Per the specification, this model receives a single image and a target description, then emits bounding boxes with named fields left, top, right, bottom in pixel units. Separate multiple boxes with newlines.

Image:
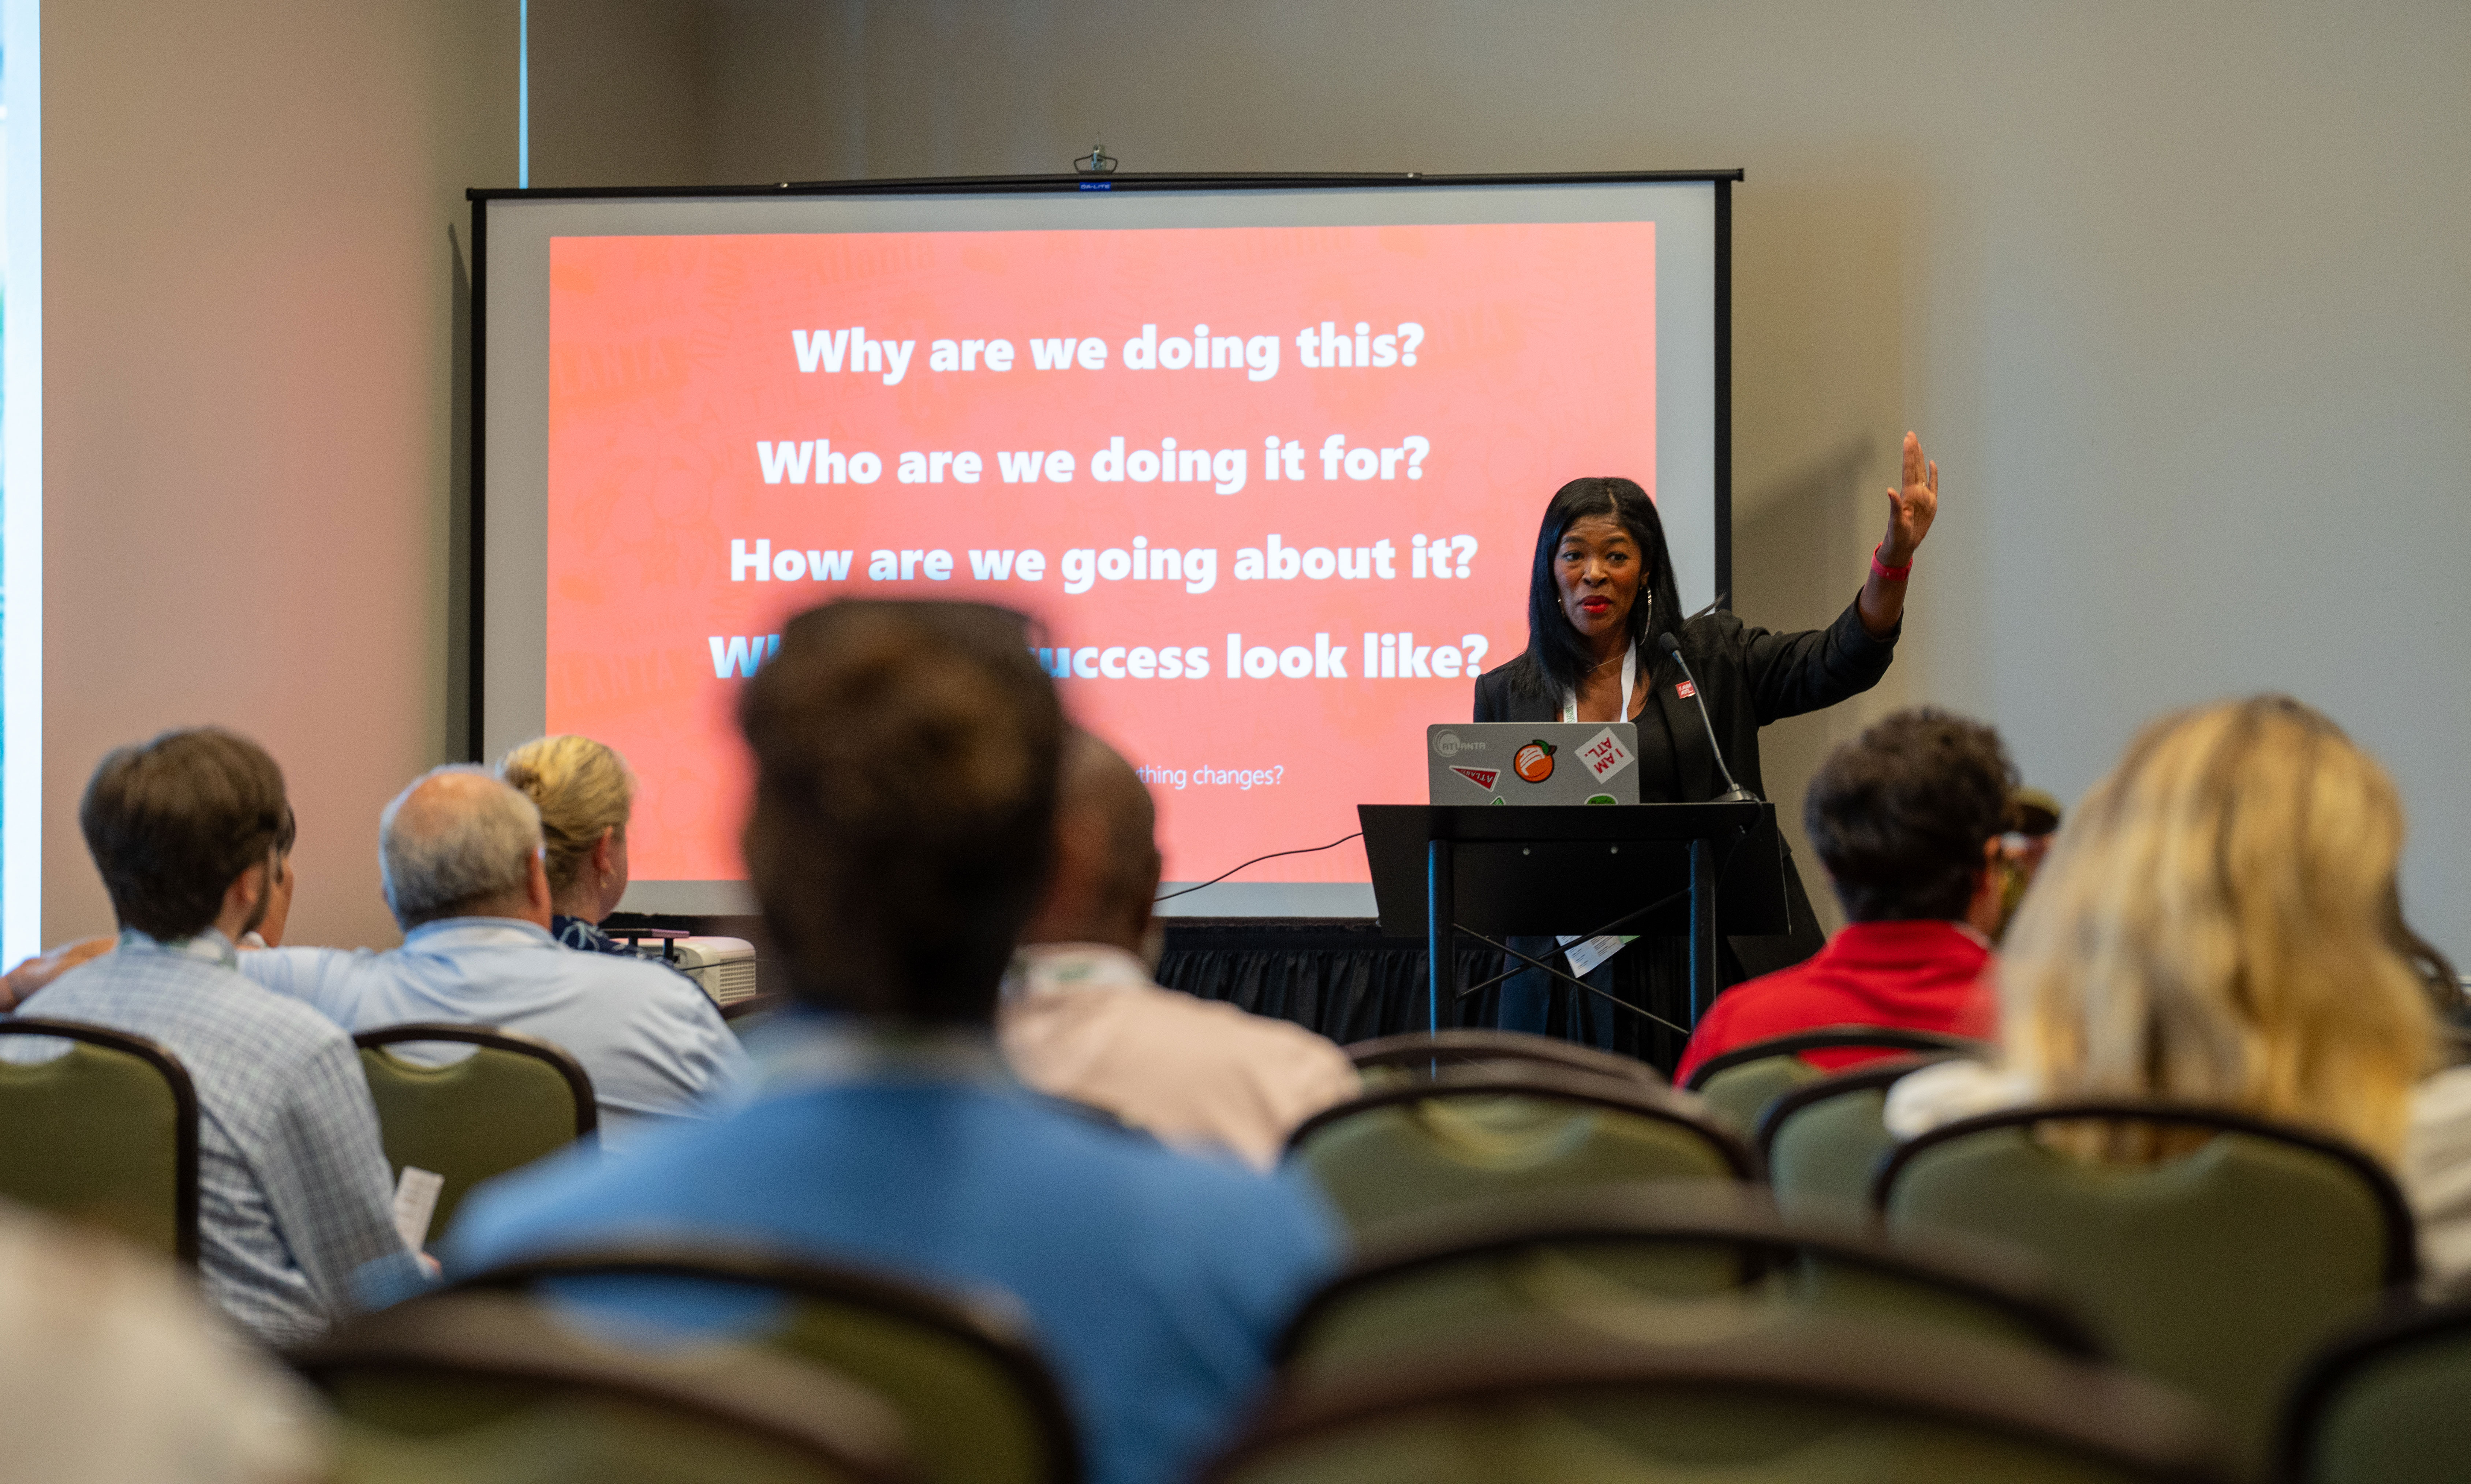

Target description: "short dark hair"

left=737, top=601, right=1061, bottom=1022
left=81, top=728, right=289, bottom=940
left=1805, top=708, right=2016, bottom=922
left=1515, top=476, right=1685, bottom=703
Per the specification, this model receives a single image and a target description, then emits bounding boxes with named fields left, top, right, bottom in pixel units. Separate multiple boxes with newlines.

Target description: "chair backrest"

left=294, top=1290, right=910, bottom=1484
left=451, top=1246, right=1078, bottom=1484
left=1276, top=1182, right=2099, bottom=1373
left=355, top=1024, right=597, bottom=1240
left=1757, top=1058, right=1955, bottom=1221
left=1285, top=1064, right=1751, bottom=1235
left=2276, top=1298, right=2471, bottom=1484
left=1686, top=1027, right=1986, bottom=1135
left=1346, top=1031, right=1663, bottom=1087
left=1208, top=1314, right=2235, bottom=1484
left=0, top=1018, right=199, bottom=1262
left=1874, top=1103, right=2416, bottom=1473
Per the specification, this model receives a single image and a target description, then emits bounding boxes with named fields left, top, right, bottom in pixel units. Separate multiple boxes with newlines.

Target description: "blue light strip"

left=517, top=0, right=529, bottom=189
left=4, top=0, right=41, bottom=962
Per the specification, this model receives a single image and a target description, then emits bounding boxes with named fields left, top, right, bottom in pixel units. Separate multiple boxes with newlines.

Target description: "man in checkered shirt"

left=13, top=729, right=422, bottom=1345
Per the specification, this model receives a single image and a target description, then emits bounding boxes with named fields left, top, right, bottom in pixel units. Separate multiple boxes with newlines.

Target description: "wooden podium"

left=1358, top=802, right=1791, bottom=1037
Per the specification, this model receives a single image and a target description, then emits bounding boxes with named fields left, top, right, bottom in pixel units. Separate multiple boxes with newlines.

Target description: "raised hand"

left=1881, top=431, right=1939, bottom=566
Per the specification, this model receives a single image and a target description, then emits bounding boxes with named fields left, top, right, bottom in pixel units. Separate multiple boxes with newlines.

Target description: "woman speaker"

left=1470, top=432, right=1942, bottom=1066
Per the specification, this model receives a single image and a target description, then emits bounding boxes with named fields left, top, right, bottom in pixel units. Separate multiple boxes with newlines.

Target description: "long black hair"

left=1514, top=476, right=1685, bottom=702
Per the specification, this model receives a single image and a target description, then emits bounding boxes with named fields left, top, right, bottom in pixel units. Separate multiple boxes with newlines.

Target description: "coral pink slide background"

left=544, top=220, right=1655, bottom=885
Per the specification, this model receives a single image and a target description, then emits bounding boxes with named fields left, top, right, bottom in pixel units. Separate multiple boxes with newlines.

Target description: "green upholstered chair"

left=0, top=1018, right=199, bottom=1262
left=355, top=1024, right=596, bottom=1242
left=1685, top=1027, right=1986, bottom=1137
left=1757, top=1058, right=1955, bottom=1222
left=1206, top=1313, right=2235, bottom=1484
left=452, top=1246, right=1078, bottom=1484
left=293, top=1290, right=909, bottom=1484
left=1346, top=1031, right=1663, bottom=1090
left=1276, top=1181, right=2097, bottom=1377
left=1285, top=1064, right=1751, bottom=1236
left=1873, top=1103, right=2416, bottom=1474
left=2276, top=1298, right=2471, bottom=1484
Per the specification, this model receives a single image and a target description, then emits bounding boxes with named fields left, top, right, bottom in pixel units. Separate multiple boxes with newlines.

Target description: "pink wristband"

left=1871, top=544, right=1912, bottom=582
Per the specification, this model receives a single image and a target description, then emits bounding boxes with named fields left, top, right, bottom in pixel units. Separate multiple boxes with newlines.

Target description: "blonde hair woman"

left=498, top=735, right=641, bottom=956
left=1886, top=696, right=2471, bottom=1276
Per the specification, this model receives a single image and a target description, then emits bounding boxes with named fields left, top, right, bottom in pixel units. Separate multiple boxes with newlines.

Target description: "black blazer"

left=1472, top=596, right=1896, bottom=978
left=1471, top=595, right=1898, bottom=804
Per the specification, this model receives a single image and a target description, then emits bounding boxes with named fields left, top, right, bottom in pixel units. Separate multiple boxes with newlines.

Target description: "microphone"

left=1657, top=633, right=1758, bottom=804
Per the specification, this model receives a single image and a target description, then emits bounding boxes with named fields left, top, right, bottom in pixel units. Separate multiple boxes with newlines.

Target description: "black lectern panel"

left=1359, top=803, right=1786, bottom=938
left=1358, top=802, right=1788, bottom=1038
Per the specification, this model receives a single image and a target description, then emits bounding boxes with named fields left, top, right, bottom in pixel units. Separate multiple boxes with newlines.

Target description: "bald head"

left=1019, top=732, right=1163, bottom=953
left=379, top=765, right=551, bottom=930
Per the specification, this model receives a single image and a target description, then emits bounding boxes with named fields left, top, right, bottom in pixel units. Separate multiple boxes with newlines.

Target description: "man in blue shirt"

left=447, top=601, right=1341, bottom=1484
left=15, top=729, right=422, bottom=1344
left=239, top=766, right=749, bottom=1154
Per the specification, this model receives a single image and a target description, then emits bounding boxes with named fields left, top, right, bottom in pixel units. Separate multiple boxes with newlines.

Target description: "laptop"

left=1427, top=722, right=1641, bottom=805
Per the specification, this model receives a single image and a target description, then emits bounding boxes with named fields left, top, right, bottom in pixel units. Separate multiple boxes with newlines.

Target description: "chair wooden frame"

left=1273, top=1184, right=2104, bottom=1363
left=289, top=1289, right=911, bottom=1484
left=448, top=1244, right=1081, bottom=1484
left=2273, top=1296, right=2471, bottom=1483
left=354, top=1022, right=599, bottom=1139
left=1206, top=1321, right=2235, bottom=1484
left=1345, top=1031, right=1664, bottom=1086
left=0, top=1017, right=201, bottom=1264
left=1682, top=1026, right=1988, bottom=1093
left=1285, top=1062, right=1753, bottom=1178
left=1870, top=1101, right=2419, bottom=1289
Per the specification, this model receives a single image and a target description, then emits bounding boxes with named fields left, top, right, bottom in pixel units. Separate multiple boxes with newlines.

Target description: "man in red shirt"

left=1676, top=709, right=2016, bottom=1082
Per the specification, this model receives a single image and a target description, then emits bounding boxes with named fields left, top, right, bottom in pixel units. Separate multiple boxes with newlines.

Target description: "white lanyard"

left=1561, top=642, right=1637, bottom=724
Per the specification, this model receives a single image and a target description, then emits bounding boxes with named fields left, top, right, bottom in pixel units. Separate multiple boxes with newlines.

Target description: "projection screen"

left=473, top=172, right=1737, bottom=917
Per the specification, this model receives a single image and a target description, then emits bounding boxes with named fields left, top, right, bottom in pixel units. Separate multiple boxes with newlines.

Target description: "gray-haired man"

left=239, top=765, right=749, bottom=1154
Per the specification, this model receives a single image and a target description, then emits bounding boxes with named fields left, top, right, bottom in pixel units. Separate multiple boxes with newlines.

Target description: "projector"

left=662, top=937, right=759, bottom=1009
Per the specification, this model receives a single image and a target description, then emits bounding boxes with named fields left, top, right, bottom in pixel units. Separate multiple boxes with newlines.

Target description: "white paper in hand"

left=391, top=1165, right=446, bottom=1251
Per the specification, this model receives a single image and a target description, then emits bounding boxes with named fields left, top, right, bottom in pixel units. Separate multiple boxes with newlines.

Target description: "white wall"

left=44, top=1, right=517, bottom=949
left=529, top=0, right=2471, bottom=953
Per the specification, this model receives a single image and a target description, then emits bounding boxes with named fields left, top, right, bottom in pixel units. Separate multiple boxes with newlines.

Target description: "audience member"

left=1002, top=731, right=1360, bottom=1170
left=1675, top=708, right=2013, bottom=1081
left=238, top=766, right=749, bottom=1154
left=10, top=729, right=421, bottom=1344
left=446, top=601, right=1341, bottom=1484
left=5, top=804, right=292, bottom=1000
left=0, top=1202, right=326, bottom=1483
left=1990, top=786, right=2063, bottom=941
left=498, top=734, right=655, bottom=958
left=1883, top=696, right=2471, bottom=1278
left=239, top=803, right=297, bottom=948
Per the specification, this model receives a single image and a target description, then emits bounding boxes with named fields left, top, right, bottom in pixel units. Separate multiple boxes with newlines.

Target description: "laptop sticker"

left=1577, top=727, right=1636, bottom=784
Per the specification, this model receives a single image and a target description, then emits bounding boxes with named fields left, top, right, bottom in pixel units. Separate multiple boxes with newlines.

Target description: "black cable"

left=1453, top=885, right=1693, bottom=999
left=1447, top=815, right=1756, bottom=1024
left=1449, top=926, right=1696, bottom=1038
left=1154, top=832, right=1365, bottom=904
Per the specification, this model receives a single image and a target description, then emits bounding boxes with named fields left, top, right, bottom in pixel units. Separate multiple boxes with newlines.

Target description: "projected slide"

left=541, top=220, right=1658, bottom=892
